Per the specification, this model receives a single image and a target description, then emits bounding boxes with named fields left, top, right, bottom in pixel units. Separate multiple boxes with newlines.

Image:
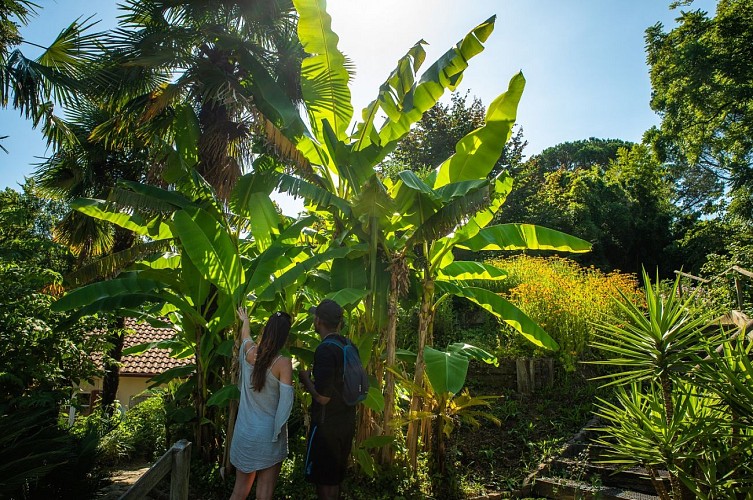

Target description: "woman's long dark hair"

left=252, top=311, right=292, bottom=392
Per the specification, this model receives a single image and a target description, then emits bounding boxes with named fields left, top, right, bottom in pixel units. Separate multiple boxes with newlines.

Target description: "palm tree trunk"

left=407, top=274, right=434, bottom=469
left=101, top=316, right=126, bottom=415
left=100, top=228, right=134, bottom=416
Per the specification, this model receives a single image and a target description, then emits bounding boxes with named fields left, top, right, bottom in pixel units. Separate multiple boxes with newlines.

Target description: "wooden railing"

left=119, top=439, right=191, bottom=500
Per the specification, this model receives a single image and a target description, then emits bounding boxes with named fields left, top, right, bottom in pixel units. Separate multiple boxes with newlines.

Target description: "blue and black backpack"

left=322, top=337, right=369, bottom=406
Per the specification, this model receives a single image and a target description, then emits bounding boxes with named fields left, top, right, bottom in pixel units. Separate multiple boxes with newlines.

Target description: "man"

left=298, top=299, right=356, bottom=500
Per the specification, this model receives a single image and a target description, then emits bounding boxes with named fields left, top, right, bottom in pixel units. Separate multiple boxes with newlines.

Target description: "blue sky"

left=0, top=0, right=717, bottom=192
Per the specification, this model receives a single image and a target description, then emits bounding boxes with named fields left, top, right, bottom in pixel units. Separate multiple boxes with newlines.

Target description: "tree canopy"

left=646, top=0, right=753, bottom=218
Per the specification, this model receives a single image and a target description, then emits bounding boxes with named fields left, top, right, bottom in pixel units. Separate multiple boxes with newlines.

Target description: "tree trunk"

left=380, top=258, right=402, bottom=464
left=101, top=316, right=126, bottom=415
left=407, top=275, right=434, bottom=469
left=100, top=228, right=134, bottom=416
left=659, top=373, right=683, bottom=500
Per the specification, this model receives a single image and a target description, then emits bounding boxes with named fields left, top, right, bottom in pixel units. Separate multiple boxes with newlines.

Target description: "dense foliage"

left=647, top=0, right=753, bottom=219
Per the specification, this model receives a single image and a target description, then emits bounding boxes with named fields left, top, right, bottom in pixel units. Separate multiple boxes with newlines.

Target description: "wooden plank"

left=119, top=446, right=172, bottom=500
left=673, top=270, right=709, bottom=283
left=731, top=265, right=753, bottom=279
left=170, top=439, right=191, bottom=500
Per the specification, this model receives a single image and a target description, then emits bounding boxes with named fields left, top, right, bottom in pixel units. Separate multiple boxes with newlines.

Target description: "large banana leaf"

left=257, top=244, right=364, bottom=301
left=427, top=173, right=514, bottom=269
left=404, top=182, right=490, bottom=248
left=331, top=256, right=369, bottom=291
left=377, top=16, right=496, bottom=146
left=353, top=41, right=426, bottom=152
left=457, top=224, right=592, bottom=253
left=424, top=346, right=470, bottom=395
left=326, top=288, right=370, bottom=308
left=172, top=207, right=244, bottom=297
left=433, top=72, right=526, bottom=188
left=274, top=171, right=352, bottom=217
left=243, top=216, right=318, bottom=294
left=438, top=261, right=507, bottom=281
left=72, top=198, right=172, bottom=240
left=230, top=173, right=280, bottom=252
left=435, top=281, right=559, bottom=350
left=52, top=274, right=164, bottom=312
left=295, top=0, right=353, bottom=143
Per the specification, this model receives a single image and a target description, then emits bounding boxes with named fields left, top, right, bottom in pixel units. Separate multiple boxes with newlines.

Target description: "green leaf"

left=362, top=384, right=385, bottom=413
left=72, top=198, right=172, bottom=240
left=148, top=364, right=196, bottom=386
left=230, top=173, right=280, bottom=251
left=52, top=274, right=164, bottom=312
left=294, top=0, right=353, bottom=143
left=436, top=282, right=559, bottom=350
left=353, top=41, right=426, bottom=152
left=447, top=343, right=498, bottom=367
left=257, top=244, right=364, bottom=301
left=438, top=261, right=507, bottom=281
left=207, top=384, right=241, bottom=408
left=359, top=435, right=395, bottom=449
left=331, top=256, right=368, bottom=290
left=434, top=72, right=525, bottom=188
left=377, top=16, right=497, bottom=146
left=326, top=288, right=369, bottom=308
left=458, top=224, right=592, bottom=253
left=424, top=346, right=469, bottom=395
left=173, top=206, right=244, bottom=296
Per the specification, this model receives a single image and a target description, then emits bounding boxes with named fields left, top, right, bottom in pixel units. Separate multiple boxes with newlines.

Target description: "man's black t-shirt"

left=311, top=333, right=357, bottom=427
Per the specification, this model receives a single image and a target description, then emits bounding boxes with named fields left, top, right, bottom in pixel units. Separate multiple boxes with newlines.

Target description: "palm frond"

left=65, top=239, right=174, bottom=287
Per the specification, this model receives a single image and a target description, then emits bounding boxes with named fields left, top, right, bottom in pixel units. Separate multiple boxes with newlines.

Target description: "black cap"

left=309, top=299, right=343, bottom=326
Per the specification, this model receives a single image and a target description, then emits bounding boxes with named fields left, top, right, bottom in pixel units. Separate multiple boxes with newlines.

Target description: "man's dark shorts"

left=304, top=421, right=356, bottom=485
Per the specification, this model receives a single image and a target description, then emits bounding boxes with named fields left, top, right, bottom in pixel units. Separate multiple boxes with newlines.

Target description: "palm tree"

left=91, top=0, right=304, bottom=198
left=34, top=97, right=156, bottom=413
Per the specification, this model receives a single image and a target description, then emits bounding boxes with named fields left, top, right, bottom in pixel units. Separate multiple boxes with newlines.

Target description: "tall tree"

left=646, top=0, right=753, bottom=219
left=97, top=0, right=304, bottom=198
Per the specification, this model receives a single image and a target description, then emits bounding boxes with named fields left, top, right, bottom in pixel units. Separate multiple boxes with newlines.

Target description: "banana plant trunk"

left=222, top=328, right=243, bottom=474
left=380, top=267, right=401, bottom=464
left=407, top=272, right=435, bottom=470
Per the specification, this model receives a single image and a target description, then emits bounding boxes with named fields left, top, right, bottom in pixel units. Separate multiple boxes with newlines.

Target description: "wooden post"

left=516, top=358, right=531, bottom=395
left=735, top=277, right=744, bottom=310
left=119, top=440, right=192, bottom=500
left=170, top=439, right=191, bottom=500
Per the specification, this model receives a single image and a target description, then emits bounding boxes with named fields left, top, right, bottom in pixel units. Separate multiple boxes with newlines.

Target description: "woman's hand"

left=237, top=306, right=249, bottom=323
left=237, top=306, right=250, bottom=340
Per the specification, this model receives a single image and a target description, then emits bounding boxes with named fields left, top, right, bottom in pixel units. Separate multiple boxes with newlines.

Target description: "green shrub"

left=486, top=256, right=642, bottom=370
left=1, top=401, right=101, bottom=499
left=72, top=391, right=167, bottom=466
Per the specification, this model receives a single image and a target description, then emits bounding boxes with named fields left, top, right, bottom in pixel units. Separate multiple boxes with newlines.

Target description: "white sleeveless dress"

left=229, top=339, right=294, bottom=472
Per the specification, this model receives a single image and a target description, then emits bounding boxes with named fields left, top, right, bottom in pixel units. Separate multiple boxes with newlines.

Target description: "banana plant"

left=389, top=343, right=501, bottom=483
left=51, top=106, right=365, bottom=461
left=241, top=0, right=594, bottom=468
left=237, top=0, right=505, bottom=458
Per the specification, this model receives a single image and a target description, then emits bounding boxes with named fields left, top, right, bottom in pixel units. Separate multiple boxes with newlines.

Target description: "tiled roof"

left=118, top=318, right=192, bottom=376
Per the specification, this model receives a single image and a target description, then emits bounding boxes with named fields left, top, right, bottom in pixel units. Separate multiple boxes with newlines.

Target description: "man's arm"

left=299, top=369, right=331, bottom=405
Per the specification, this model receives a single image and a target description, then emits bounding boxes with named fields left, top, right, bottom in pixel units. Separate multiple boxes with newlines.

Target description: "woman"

left=230, top=308, right=294, bottom=500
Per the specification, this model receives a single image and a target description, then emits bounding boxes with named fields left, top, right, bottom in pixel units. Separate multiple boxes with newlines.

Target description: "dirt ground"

left=94, top=461, right=152, bottom=499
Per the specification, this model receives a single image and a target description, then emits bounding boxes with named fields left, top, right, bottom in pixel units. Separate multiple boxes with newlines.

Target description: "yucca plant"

left=590, top=269, right=735, bottom=499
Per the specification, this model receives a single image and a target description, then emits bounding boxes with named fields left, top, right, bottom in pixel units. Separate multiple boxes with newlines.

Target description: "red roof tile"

left=94, top=318, right=192, bottom=377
